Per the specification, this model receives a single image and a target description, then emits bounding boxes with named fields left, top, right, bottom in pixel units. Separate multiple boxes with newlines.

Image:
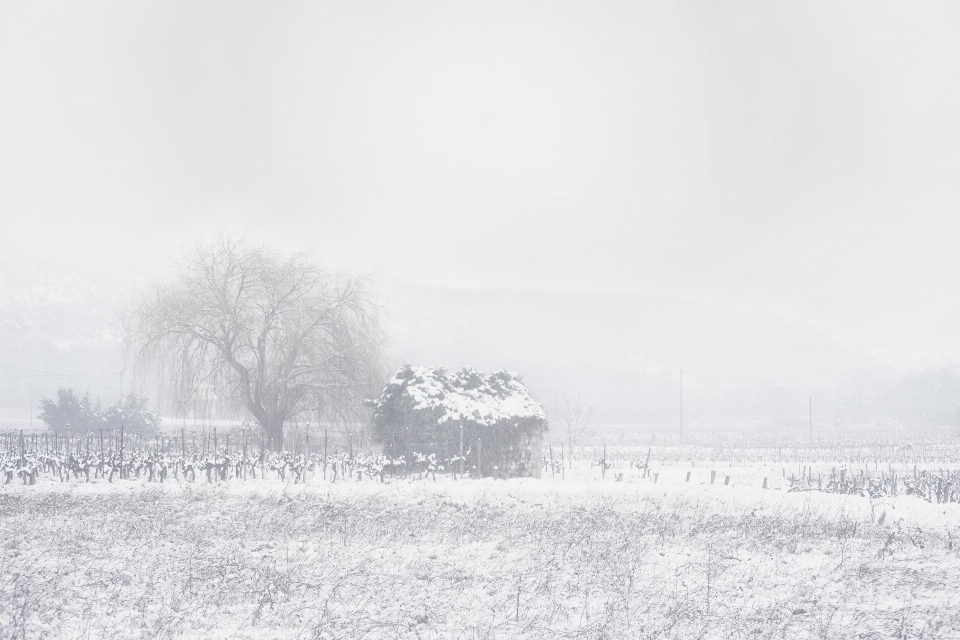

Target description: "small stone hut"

left=370, top=365, right=546, bottom=478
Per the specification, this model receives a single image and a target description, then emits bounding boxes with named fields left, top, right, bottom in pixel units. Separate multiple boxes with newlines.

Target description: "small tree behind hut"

left=126, top=237, right=384, bottom=447
left=370, top=365, right=547, bottom=478
left=550, top=391, right=598, bottom=467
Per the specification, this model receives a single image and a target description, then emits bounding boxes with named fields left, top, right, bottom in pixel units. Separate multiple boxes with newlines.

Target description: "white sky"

left=2, top=0, right=960, bottom=354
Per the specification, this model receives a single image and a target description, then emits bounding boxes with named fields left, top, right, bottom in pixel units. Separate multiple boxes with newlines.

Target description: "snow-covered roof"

left=375, top=365, right=546, bottom=428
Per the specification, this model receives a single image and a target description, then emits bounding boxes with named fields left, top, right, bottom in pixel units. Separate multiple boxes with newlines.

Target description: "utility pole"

left=119, top=424, right=124, bottom=479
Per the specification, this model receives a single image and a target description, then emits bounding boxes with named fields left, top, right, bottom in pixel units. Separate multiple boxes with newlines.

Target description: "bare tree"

left=550, top=391, right=597, bottom=467
left=125, top=237, right=384, bottom=447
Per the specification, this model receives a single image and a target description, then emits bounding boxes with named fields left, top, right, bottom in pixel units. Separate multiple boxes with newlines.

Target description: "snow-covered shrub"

left=38, top=387, right=159, bottom=434
left=37, top=388, right=101, bottom=432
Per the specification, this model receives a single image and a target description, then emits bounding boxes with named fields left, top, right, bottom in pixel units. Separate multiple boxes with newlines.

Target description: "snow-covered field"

left=2, top=472, right=959, bottom=640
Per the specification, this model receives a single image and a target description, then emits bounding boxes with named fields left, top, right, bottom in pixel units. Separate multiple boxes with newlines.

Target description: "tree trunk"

left=261, top=417, right=284, bottom=451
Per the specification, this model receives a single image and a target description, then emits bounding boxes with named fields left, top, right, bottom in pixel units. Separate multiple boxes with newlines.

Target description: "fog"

left=2, top=1, right=960, bottom=430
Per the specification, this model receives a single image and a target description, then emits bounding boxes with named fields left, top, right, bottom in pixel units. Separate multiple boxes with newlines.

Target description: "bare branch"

left=125, top=236, right=386, bottom=443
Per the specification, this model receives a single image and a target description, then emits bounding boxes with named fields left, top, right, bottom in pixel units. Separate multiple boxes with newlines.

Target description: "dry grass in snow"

left=1, top=478, right=959, bottom=639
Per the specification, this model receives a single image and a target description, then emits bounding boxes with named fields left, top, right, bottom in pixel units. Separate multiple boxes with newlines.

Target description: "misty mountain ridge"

left=2, top=272, right=957, bottom=426
left=382, top=282, right=912, bottom=424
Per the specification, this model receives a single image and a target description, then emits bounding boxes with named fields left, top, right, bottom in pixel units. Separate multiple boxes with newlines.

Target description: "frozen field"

left=2, top=472, right=959, bottom=640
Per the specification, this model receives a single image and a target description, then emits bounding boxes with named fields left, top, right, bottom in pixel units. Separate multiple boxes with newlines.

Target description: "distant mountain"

left=0, top=271, right=131, bottom=408
left=3, top=272, right=955, bottom=428
left=381, top=282, right=892, bottom=426
left=871, top=333, right=960, bottom=374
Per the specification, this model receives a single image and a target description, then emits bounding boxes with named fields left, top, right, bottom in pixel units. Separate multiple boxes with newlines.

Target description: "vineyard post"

left=602, top=444, right=607, bottom=480
left=19, top=429, right=25, bottom=466
left=324, top=429, right=328, bottom=480
left=99, top=430, right=104, bottom=477
left=561, top=443, right=565, bottom=480
left=213, top=427, right=218, bottom=478
left=226, top=434, right=230, bottom=456
left=45, top=433, right=48, bottom=455
left=459, top=425, right=464, bottom=480
left=644, top=448, right=652, bottom=478
left=477, top=437, right=482, bottom=479
left=550, top=444, right=554, bottom=478
left=243, top=428, right=248, bottom=480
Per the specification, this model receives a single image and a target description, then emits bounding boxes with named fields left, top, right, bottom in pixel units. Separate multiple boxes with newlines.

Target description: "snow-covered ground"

left=2, top=470, right=959, bottom=640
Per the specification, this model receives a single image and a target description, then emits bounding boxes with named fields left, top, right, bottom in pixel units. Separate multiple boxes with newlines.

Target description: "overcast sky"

left=2, top=0, right=960, bottom=356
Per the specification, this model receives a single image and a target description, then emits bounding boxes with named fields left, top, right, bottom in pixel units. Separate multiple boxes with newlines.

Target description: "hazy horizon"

left=3, top=0, right=960, bottom=428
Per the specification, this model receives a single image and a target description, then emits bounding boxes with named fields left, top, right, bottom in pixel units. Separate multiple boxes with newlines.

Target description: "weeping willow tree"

left=125, top=237, right=385, bottom=446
